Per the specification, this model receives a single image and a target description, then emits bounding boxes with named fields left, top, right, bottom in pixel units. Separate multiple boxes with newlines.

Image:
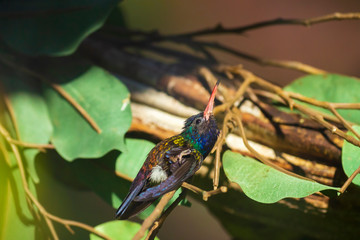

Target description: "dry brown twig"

left=287, top=92, right=360, bottom=140
left=8, top=138, right=54, bottom=152
left=251, top=89, right=355, bottom=125
left=339, top=165, right=360, bottom=194
left=145, top=190, right=187, bottom=240
left=195, top=41, right=327, bottom=75
left=115, top=12, right=360, bottom=42
left=133, top=190, right=176, bottom=240
left=212, top=112, right=232, bottom=190
left=174, top=12, right=360, bottom=37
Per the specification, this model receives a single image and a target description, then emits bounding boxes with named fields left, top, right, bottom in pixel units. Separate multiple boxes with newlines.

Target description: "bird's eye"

left=195, top=118, right=202, bottom=125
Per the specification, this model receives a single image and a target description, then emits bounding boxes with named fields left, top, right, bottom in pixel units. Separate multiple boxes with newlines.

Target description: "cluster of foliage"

left=1, top=1, right=360, bottom=240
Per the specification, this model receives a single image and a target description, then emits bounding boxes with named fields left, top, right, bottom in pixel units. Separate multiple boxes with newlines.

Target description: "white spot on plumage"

left=150, top=165, right=168, bottom=183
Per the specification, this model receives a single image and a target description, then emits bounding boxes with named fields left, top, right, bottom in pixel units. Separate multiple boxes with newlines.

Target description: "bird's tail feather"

left=115, top=184, right=154, bottom=220
left=115, top=184, right=141, bottom=219
left=117, top=200, right=154, bottom=220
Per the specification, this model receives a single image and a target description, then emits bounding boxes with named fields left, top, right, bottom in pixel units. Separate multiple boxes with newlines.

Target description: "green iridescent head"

left=181, top=112, right=219, bottom=156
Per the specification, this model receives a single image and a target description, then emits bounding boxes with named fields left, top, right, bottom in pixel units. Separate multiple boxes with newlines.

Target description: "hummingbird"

left=116, top=81, right=220, bottom=220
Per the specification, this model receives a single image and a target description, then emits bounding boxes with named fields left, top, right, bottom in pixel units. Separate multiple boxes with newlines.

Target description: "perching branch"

left=145, top=190, right=188, bottom=240
left=133, top=190, right=176, bottom=240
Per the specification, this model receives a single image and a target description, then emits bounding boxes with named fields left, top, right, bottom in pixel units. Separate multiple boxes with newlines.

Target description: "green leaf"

left=0, top=0, right=120, bottom=56
left=223, top=151, right=338, bottom=203
left=1, top=66, right=52, bottom=183
left=0, top=137, right=36, bottom=239
left=342, top=125, right=360, bottom=186
left=115, top=139, right=155, bottom=178
left=284, top=74, right=360, bottom=125
left=90, top=220, right=159, bottom=240
left=44, top=61, right=131, bottom=161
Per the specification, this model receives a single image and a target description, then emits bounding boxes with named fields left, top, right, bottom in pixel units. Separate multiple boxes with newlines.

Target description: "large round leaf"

left=0, top=0, right=120, bottom=56
left=284, top=74, right=360, bottom=125
left=90, top=220, right=159, bottom=240
left=342, top=125, right=360, bottom=186
left=45, top=62, right=131, bottom=161
left=223, top=151, right=338, bottom=203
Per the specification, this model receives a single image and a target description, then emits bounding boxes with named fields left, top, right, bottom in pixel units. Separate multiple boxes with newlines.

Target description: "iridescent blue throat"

left=181, top=125, right=219, bottom=157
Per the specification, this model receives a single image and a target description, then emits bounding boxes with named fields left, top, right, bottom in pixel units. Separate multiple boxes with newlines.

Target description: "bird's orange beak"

left=203, top=80, right=219, bottom=120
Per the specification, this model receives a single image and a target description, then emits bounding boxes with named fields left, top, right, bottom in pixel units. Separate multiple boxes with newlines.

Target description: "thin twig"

left=181, top=182, right=227, bottom=201
left=328, top=105, right=360, bottom=140
left=339, top=165, right=360, bottom=194
left=145, top=190, right=187, bottom=240
left=294, top=103, right=360, bottom=147
left=116, top=12, right=360, bottom=42
left=287, top=91, right=360, bottom=139
left=202, top=186, right=228, bottom=201
left=133, top=190, right=176, bottom=240
left=288, top=92, right=360, bottom=110
left=175, top=12, right=360, bottom=37
left=252, top=89, right=353, bottom=125
left=2, top=93, right=20, bottom=139
left=181, top=182, right=203, bottom=195
left=0, top=119, right=54, bottom=152
left=197, top=41, right=327, bottom=74
left=213, top=113, right=231, bottom=189
left=49, top=83, right=102, bottom=134
left=8, top=139, right=54, bottom=152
